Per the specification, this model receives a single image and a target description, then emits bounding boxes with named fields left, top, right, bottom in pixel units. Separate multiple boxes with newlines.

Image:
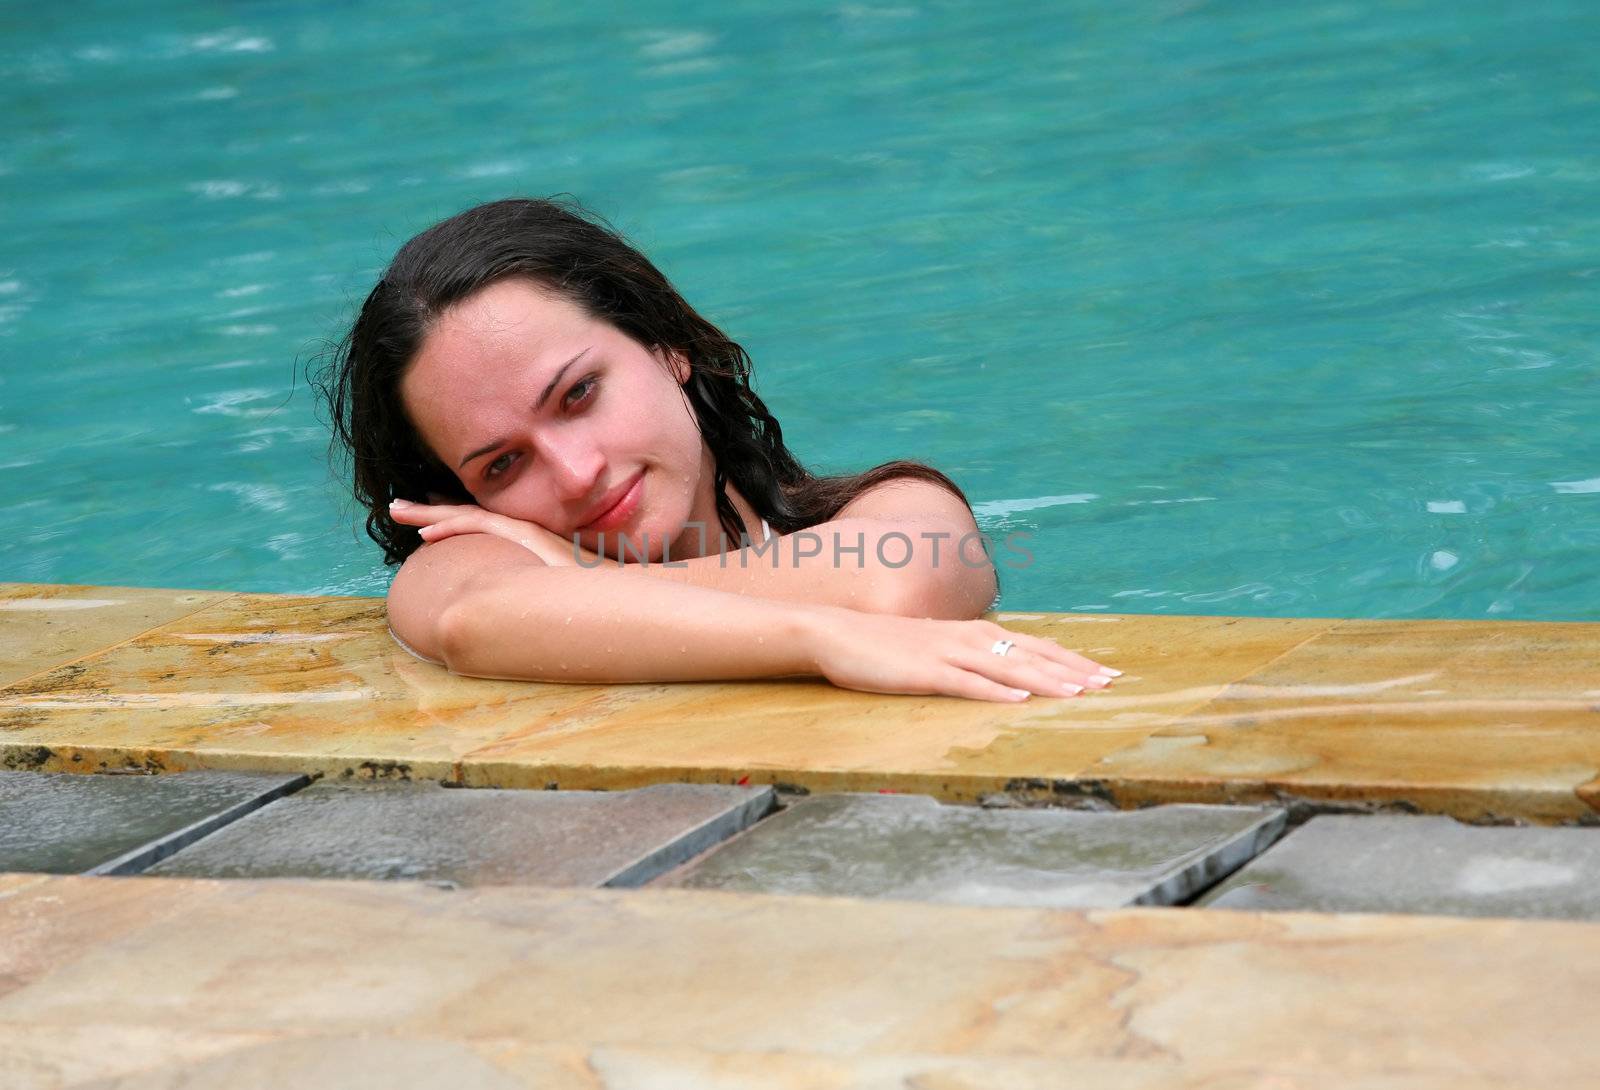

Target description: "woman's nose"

left=540, top=430, right=605, bottom=501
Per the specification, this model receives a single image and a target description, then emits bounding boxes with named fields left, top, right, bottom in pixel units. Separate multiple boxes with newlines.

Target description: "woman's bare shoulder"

left=834, top=476, right=977, bottom=530
left=387, top=534, right=545, bottom=662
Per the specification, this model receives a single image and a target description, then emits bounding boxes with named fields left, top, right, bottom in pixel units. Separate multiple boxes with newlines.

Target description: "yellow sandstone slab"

left=457, top=614, right=1336, bottom=797
left=0, top=583, right=231, bottom=688
left=0, top=593, right=1328, bottom=799
left=0, top=590, right=667, bottom=780
left=0, top=875, right=1594, bottom=1086
left=1086, top=618, right=1600, bottom=823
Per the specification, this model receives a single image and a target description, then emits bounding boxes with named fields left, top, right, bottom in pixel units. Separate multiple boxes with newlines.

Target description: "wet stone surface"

left=0, top=769, right=307, bottom=874
left=1199, top=814, right=1600, bottom=920
left=148, top=781, right=775, bottom=888
left=658, top=793, right=1285, bottom=908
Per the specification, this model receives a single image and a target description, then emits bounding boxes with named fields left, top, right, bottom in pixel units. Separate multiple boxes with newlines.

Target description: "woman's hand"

left=389, top=499, right=616, bottom=569
left=798, top=606, right=1120, bottom=703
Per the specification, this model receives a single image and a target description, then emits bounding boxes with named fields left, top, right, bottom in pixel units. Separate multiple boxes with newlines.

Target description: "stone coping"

left=2, top=874, right=1597, bottom=1086
left=3, top=582, right=1598, bottom=824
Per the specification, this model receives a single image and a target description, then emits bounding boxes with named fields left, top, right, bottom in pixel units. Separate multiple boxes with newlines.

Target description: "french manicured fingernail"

left=1060, top=682, right=1084, bottom=696
left=390, top=499, right=410, bottom=508
left=1010, top=688, right=1031, bottom=701
left=1084, top=674, right=1112, bottom=688
left=1098, top=667, right=1123, bottom=677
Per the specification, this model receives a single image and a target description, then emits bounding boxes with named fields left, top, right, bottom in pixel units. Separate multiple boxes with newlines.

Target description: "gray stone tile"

left=1198, top=814, right=1600, bottom=920
left=658, top=793, right=1285, bottom=908
left=147, top=781, right=775, bottom=887
left=0, top=770, right=308, bottom=875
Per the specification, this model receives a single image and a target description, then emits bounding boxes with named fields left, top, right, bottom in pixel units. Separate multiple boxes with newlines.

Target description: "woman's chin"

left=581, top=503, right=707, bottom=563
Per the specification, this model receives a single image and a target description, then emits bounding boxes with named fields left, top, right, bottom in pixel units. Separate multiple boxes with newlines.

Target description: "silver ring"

left=990, top=639, right=1015, bottom=657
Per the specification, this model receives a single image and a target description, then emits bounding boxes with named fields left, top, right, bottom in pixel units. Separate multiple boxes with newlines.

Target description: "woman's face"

left=399, top=279, right=716, bottom=560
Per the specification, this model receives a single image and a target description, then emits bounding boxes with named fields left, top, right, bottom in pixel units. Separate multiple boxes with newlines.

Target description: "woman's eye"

left=480, top=379, right=595, bottom=483
left=564, top=376, right=597, bottom=409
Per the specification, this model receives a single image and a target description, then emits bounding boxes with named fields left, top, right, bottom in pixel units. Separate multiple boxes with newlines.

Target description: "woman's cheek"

left=482, top=485, right=549, bottom=529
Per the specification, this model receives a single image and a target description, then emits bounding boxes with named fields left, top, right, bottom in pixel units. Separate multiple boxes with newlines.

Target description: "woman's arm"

left=388, top=533, right=1111, bottom=700
left=392, top=479, right=999, bottom=620
left=391, top=533, right=814, bottom=682
left=650, top=479, right=997, bottom=619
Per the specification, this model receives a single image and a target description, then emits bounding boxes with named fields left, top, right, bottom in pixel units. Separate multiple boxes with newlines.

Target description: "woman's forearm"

left=638, top=516, right=996, bottom=619
left=435, top=560, right=824, bottom=683
left=390, top=503, right=997, bottom=619
left=391, top=533, right=1116, bottom=702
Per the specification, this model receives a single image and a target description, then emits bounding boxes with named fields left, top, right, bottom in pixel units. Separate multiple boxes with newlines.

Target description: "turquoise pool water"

left=2, top=1, right=1596, bottom=618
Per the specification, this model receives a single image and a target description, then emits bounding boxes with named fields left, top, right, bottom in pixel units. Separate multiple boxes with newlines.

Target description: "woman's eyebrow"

left=456, top=347, right=591, bottom=470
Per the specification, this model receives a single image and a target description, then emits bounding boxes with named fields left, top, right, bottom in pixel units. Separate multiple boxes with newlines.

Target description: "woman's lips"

left=580, top=471, right=645, bottom=533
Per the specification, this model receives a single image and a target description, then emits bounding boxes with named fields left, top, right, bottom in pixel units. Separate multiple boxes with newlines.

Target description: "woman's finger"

left=1040, top=645, right=1120, bottom=677
left=390, top=500, right=483, bottom=526
left=1011, top=650, right=1110, bottom=691
left=934, top=666, right=1032, bottom=703
left=970, top=635, right=1104, bottom=684
left=416, top=515, right=491, bottom=542
left=955, top=646, right=1087, bottom=698
left=981, top=625, right=1119, bottom=678
left=1011, top=646, right=1113, bottom=688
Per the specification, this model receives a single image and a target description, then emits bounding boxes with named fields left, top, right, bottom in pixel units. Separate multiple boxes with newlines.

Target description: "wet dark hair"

left=316, top=196, right=972, bottom=566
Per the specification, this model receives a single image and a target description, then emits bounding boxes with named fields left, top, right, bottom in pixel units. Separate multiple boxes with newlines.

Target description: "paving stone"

left=0, top=1035, right=1529, bottom=1089
left=0, top=769, right=308, bottom=875
left=9, top=876, right=1597, bottom=1085
left=1198, top=814, right=1600, bottom=920
left=658, top=793, right=1285, bottom=907
left=147, top=781, right=775, bottom=887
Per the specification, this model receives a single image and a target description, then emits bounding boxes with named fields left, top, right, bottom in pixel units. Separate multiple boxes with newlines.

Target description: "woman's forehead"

left=400, top=282, right=590, bottom=444
left=424, top=281, right=590, bottom=369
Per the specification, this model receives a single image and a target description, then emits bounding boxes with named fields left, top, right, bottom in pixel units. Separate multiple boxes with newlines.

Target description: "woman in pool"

left=320, top=197, right=1118, bottom=701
